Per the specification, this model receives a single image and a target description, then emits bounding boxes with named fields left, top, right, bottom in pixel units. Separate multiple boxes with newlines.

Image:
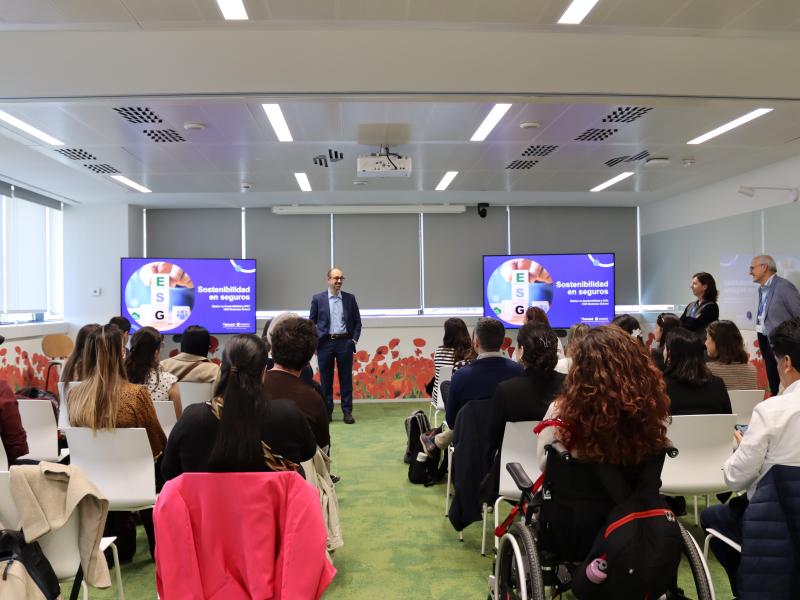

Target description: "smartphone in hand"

left=734, top=424, right=749, bottom=434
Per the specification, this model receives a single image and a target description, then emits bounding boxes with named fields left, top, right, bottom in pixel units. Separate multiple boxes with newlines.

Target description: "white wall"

left=63, top=203, right=132, bottom=335
left=640, top=154, right=800, bottom=235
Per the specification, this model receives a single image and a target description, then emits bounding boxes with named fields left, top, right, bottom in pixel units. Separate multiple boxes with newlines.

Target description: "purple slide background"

left=120, top=258, right=256, bottom=334
left=483, top=253, right=615, bottom=328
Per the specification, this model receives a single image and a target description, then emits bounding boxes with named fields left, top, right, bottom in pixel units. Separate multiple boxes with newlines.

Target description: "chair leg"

left=444, top=446, right=453, bottom=517
left=110, top=542, right=126, bottom=600
left=481, top=503, right=488, bottom=556
left=702, top=534, right=711, bottom=559
left=694, top=496, right=699, bottom=526
left=493, top=496, right=502, bottom=552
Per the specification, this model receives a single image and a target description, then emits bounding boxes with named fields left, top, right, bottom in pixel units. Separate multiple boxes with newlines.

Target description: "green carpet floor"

left=85, top=401, right=734, bottom=599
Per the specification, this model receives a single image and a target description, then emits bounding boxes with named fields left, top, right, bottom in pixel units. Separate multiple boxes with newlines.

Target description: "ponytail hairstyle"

left=517, top=322, right=558, bottom=376
left=61, top=323, right=101, bottom=382
left=207, top=334, right=269, bottom=472
left=67, top=324, right=127, bottom=430
left=125, top=326, right=162, bottom=384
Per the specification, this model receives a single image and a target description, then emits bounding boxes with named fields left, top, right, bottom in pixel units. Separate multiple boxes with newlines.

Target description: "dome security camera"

left=477, top=203, right=489, bottom=218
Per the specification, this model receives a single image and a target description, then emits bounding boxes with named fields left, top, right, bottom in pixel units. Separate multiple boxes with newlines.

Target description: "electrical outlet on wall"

left=91, top=287, right=102, bottom=297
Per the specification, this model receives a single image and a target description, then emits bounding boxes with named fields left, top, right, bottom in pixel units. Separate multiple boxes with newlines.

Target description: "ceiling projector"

left=356, top=153, right=412, bottom=178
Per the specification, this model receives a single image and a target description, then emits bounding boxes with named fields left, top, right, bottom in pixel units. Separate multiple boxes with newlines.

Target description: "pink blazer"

left=154, top=471, right=335, bottom=600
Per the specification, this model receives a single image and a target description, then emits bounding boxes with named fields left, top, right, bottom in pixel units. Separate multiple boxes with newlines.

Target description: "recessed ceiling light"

left=558, top=0, right=601, bottom=24
left=519, top=122, right=540, bottom=129
left=687, top=108, right=773, bottom=145
left=470, top=104, right=512, bottom=142
left=435, top=171, right=459, bottom=191
left=294, top=172, right=312, bottom=192
left=0, top=110, right=64, bottom=146
left=590, top=171, right=634, bottom=192
left=111, top=175, right=152, bottom=193
left=216, top=0, right=248, bottom=20
left=262, top=104, right=293, bottom=142
left=183, top=122, right=206, bottom=131
left=353, top=181, right=367, bottom=186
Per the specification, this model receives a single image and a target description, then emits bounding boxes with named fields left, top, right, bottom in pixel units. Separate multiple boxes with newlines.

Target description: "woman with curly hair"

left=535, top=325, right=673, bottom=561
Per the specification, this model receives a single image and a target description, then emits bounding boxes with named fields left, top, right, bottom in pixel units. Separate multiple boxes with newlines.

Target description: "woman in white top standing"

left=125, top=326, right=182, bottom=418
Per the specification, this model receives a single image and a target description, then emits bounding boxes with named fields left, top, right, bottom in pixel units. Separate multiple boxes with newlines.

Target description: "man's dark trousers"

left=758, top=332, right=780, bottom=396
left=318, top=336, right=354, bottom=415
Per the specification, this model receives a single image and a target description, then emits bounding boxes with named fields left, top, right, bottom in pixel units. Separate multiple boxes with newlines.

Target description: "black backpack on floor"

left=0, top=529, right=60, bottom=600
left=403, top=410, right=431, bottom=464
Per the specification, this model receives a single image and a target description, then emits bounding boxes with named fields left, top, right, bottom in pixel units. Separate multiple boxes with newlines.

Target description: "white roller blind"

left=3, top=195, right=48, bottom=313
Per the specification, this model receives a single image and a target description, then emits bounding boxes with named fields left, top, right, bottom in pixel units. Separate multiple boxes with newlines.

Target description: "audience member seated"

left=489, top=322, right=564, bottom=458
left=525, top=306, right=565, bottom=359
left=536, top=326, right=673, bottom=560
left=126, top=326, right=182, bottom=418
left=60, top=322, right=100, bottom=382
left=705, top=320, right=759, bottom=391
left=161, top=334, right=316, bottom=481
left=680, top=272, right=720, bottom=335
left=108, top=315, right=132, bottom=349
left=265, top=312, right=319, bottom=390
left=263, top=317, right=330, bottom=450
left=0, top=334, right=28, bottom=464
left=555, top=323, right=589, bottom=374
left=420, top=317, right=522, bottom=453
left=611, top=313, right=644, bottom=344
left=161, top=325, right=220, bottom=383
left=650, top=312, right=681, bottom=371
left=431, top=317, right=474, bottom=405
left=701, top=317, right=800, bottom=598
left=664, top=327, right=732, bottom=415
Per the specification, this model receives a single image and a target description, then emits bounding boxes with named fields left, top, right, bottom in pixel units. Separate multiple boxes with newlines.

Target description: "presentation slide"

left=121, top=258, right=256, bottom=335
left=483, top=253, right=615, bottom=328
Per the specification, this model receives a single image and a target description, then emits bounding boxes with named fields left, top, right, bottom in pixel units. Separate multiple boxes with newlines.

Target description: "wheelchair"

left=487, top=450, right=716, bottom=600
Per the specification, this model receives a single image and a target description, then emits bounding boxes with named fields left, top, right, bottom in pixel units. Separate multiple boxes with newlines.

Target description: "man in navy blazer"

left=751, top=255, right=800, bottom=395
left=310, top=267, right=362, bottom=423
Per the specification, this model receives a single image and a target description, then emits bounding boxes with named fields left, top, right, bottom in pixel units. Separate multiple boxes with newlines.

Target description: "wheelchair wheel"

left=677, top=522, right=714, bottom=600
left=495, top=522, right=546, bottom=600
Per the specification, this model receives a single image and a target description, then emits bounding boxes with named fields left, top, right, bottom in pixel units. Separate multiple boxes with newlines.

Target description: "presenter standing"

left=310, top=267, right=362, bottom=424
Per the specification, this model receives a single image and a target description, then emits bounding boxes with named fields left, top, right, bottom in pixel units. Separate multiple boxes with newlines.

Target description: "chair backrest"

left=660, top=414, right=738, bottom=496
left=0, top=471, right=82, bottom=579
left=17, top=400, right=59, bottom=460
left=435, top=365, right=453, bottom=410
left=154, top=401, right=178, bottom=437
left=0, top=442, right=7, bottom=472
left=728, top=389, right=765, bottom=425
left=41, top=334, right=74, bottom=360
left=177, top=382, right=214, bottom=410
left=57, top=381, right=82, bottom=430
left=498, top=420, right=541, bottom=499
left=65, top=427, right=156, bottom=510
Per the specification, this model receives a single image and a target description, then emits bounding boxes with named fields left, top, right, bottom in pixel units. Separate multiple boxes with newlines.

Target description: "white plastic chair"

left=0, top=471, right=124, bottom=600
left=0, top=441, right=7, bottom=471
left=661, top=414, right=738, bottom=524
left=65, top=428, right=156, bottom=511
left=17, top=399, right=68, bottom=462
left=178, top=381, right=214, bottom=410
left=154, top=401, right=178, bottom=437
left=57, top=381, right=82, bottom=430
left=485, top=421, right=541, bottom=556
left=430, top=365, right=452, bottom=428
left=728, top=389, right=764, bottom=425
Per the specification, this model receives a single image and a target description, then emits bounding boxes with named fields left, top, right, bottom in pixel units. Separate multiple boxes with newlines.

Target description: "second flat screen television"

left=483, top=253, right=615, bottom=328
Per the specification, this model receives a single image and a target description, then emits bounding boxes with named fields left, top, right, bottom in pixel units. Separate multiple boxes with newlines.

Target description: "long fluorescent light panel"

left=558, top=0, right=601, bottom=24
left=111, top=175, right=152, bottom=193
left=435, top=171, right=459, bottom=191
left=0, top=110, right=64, bottom=146
left=262, top=104, right=293, bottom=142
left=217, top=0, right=248, bottom=20
left=470, top=104, right=512, bottom=141
left=590, top=171, right=634, bottom=192
left=687, top=108, right=773, bottom=145
left=294, top=172, right=312, bottom=192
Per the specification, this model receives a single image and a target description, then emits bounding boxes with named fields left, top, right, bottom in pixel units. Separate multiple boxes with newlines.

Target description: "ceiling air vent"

left=602, top=106, right=653, bottom=123
left=628, top=150, right=650, bottom=162
left=84, top=163, right=120, bottom=174
left=55, top=148, right=96, bottom=161
left=143, top=129, right=186, bottom=143
left=114, top=106, right=163, bottom=124
left=605, top=150, right=650, bottom=167
left=605, top=156, right=627, bottom=167
left=521, top=145, right=558, bottom=157
left=506, top=160, right=539, bottom=170
left=575, top=128, right=618, bottom=142
left=313, top=149, right=344, bottom=167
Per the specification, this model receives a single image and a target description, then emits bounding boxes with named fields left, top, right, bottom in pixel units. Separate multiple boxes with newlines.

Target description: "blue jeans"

left=701, top=496, right=748, bottom=596
left=317, top=336, right=354, bottom=414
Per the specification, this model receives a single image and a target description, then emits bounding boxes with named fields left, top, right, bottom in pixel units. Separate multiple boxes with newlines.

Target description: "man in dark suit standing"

left=751, top=254, right=800, bottom=395
left=310, top=267, right=362, bottom=424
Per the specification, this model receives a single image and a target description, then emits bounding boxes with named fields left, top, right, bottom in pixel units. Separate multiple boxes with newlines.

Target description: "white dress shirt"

left=723, top=379, right=800, bottom=497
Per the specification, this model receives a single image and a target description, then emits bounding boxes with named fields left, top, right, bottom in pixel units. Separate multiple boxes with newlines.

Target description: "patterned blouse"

left=144, top=367, right=178, bottom=403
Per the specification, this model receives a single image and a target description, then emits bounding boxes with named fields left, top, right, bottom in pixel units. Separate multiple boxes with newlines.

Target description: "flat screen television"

left=483, top=253, right=615, bottom=328
left=120, top=258, right=256, bottom=334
